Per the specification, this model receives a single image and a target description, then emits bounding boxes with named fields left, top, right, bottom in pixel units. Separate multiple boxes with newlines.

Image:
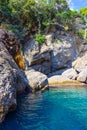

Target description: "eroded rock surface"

left=77, top=69, right=87, bottom=83
left=62, top=68, right=78, bottom=80
left=0, top=42, right=28, bottom=122
left=51, top=35, right=78, bottom=71
left=24, top=33, right=78, bottom=74
left=72, top=54, right=87, bottom=72
left=24, top=40, right=51, bottom=74
left=25, top=69, right=48, bottom=92
left=72, top=54, right=87, bottom=83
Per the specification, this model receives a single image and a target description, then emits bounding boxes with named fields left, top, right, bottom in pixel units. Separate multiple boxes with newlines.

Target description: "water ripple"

left=0, top=86, right=87, bottom=130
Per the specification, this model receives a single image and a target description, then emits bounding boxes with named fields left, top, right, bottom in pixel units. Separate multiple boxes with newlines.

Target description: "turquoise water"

left=1, top=86, right=87, bottom=130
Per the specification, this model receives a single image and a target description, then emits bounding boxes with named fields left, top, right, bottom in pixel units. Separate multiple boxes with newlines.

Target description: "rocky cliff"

left=0, top=29, right=48, bottom=122
left=24, top=32, right=78, bottom=74
left=0, top=26, right=87, bottom=122
left=0, top=42, right=29, bottom=122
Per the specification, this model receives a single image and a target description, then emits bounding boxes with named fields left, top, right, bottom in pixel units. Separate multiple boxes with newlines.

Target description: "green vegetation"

left=80, top=8, right=87, bottom=16
left=0, top=0, right=87, bottom=42
left=0, top=0, right=70, bottom=32
left=79, top=8, right=87, bottom=43
left=35, top=34, right=45, bottom=44
left=78, top=30, right=85, bottom=39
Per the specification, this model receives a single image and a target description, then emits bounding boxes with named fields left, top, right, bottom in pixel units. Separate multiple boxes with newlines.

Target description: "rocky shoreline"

left=0, top=28, right=87, bottom=122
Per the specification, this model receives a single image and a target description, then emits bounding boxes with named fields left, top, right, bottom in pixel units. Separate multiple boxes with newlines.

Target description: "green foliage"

left=55, top=10, right=78, bottom=27
left=78, top=30, right=85, bottom=39
left=64, top=26, right=69, bottom=31
left=5, top=0, right=69, bottom=31
left=1, top=23, right=25, bottom=38
left=80, top=8, right=87, bottom=16
left=0, top=4, right=11, bottom=23
left=0, top=0, right=79, bottom=35
left=35, top=34, right=45, bottom=44
left=9, top=0, right=36, bottom=25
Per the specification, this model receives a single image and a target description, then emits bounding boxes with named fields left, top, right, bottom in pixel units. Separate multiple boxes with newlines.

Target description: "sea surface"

left=0, top=86, right=87, bottom=130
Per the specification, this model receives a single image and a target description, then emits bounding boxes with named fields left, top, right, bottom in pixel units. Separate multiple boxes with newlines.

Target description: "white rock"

left=62, top=68, right=78, bottom=80
left=25, top=70, right=48, bottom=92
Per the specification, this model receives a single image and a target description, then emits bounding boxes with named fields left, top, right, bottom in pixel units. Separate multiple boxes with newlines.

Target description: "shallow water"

left=1, top=86, right=87, bottom=130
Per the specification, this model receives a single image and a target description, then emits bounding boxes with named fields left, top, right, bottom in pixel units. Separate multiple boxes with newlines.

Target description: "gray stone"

left=51, top=35, right=78, bottom=71
left=25, top=69, right=48, bottom=92
left=72, top=54, right=87, bottom=72
left=48, top=68, right=68, bottom=77
left=74, top=17, right=85, bottom=31
left=24, top=40, right=51, bottom=74
left=0, top=29, right=7, bottom=40
left=77, top=69, right=87, bottom=83
left=0, top=42, right=28, bottom=122
left=79, top=44, right=87, bottom=56
left=62, top=68, right=78, bottom=80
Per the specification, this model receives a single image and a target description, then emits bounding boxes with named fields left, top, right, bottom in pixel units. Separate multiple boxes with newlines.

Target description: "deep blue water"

left=1, top=86, right=87, bottom=130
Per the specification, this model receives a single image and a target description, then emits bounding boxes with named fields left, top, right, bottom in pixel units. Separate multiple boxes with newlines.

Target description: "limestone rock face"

left=51, top=35, right=78, bottom=71
left=74, top=17, right=85, bottom=31
left=25, top=69, right=48, bottom=92
left=24, top=40, right=51, bottom=74
left=62, top=68, right=78, bottom=80
left=77, top=44, right=87, bottom=57
left=48, top=68, right=67, bottom=77
left=24, top=34, right=78, bottom=74
left=0, top=42, right=28, bottom=123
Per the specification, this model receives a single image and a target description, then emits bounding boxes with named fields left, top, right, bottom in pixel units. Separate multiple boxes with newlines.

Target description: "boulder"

left=48, top=75, right=83, bottom=86
left=72, top=54, right=87, bottom=72
left=24, top=40, right=51, bottom=74
left=25, top=69, right=48, bottom=92
left=77, top=69, right=87, bottom=83
left=62, top=68, right=78, bottom=80
left=0, top=42, right=28, bottom=122
left=72, top=54, right=87, bottom=83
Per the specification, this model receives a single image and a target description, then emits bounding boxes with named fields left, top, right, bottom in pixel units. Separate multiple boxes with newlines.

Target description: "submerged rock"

left=0, top=42, right=28, bottom=123
left=25, top=69, right=48, bottom=92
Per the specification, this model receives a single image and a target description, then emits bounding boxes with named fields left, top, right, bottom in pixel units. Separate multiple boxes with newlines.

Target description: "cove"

left=0, top=86, right=87, bottom=130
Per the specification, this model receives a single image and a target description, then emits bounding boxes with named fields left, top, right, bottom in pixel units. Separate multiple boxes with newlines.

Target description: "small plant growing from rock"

left=64, top=26, right=69, bottom=31
left=78, top=30, right=85, bottom=39
left=35, top=34, right=45, bottom=44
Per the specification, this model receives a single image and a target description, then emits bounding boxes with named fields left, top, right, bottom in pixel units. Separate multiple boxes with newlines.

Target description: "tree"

left=80, top=8, right=87, bottom=43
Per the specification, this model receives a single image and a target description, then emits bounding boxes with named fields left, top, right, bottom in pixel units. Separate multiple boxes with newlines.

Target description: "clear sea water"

left=0, top=86, right=87, bottom=130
